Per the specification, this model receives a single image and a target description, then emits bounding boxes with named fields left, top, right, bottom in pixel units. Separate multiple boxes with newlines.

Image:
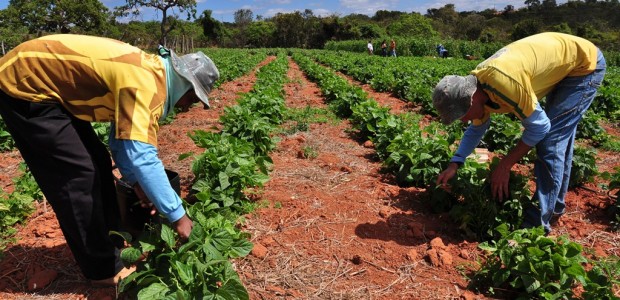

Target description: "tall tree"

left=271, top=11, right=304, bottom=47
left=233, top=8, right=253, bottom=47
left=3, top=0, right=110, bottom=34
left=199, top=10, right=223, bottom=45
left=426, top=4, right=460, bottom=37
left=386, top=13, right=436, bottom=38
left=234, top=9, right=253, bottom=26
left=115, top=0, right=197, bottom=46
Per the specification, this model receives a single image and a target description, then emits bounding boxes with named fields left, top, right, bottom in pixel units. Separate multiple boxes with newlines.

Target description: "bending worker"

left=433, top=32, right=606, bottom=234
left=0, top=34, right=219, bottom=286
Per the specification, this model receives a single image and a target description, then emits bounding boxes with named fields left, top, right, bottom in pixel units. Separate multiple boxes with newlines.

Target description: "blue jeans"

left=524, top=49, right=606, bottom=233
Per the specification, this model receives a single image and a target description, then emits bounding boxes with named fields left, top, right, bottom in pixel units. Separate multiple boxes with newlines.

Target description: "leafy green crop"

left=569, top=145, right=598, bottom=188
left=189, top=131, right=271, bottom=211
left=119, top=211, right=252, bottom=299
left=384, top=123, right=454, bottom=187
left=471, top=225, right=588, bottom=299
left=482, top=114, right=521, bottom=155
left=0, top=117, right=15, bottom=152
left=0, top=163, right=41, bottom=257
left=441, top=158, right=534, bottom=240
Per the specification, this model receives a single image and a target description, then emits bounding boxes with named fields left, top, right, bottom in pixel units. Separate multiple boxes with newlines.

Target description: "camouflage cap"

left=170, top=51, right=219, bottom=108
left=432, top=74, right=477, bottom=124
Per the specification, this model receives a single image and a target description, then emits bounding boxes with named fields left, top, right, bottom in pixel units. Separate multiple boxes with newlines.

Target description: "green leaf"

left=120, top=247, right=143, bottom=265
left=564, top=263, right=586, bottom=277
left=178, top=152, right=194, bottom=161
left=564, top=242, right=582, bottom=258
left=219, top=172, right=231, bottom=190
left=139, top=241, right=157, bottom=253
left=491, top=268, right=511, bottom=285
left=161, top=224, right=176, bottom=248
left=522, top=275, right=541, bottom=293
left=527, top=246, right=546, bottom=257
left=138, top=283, right=170, bottom=299
left=214, top=278, right=250, bottom=300
left=174, top=260, right=194, bottom=286
left=230, top=239, right=253, bottom=257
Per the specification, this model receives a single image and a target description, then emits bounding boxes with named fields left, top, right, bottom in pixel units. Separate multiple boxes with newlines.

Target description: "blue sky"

left=0, top=0, right=567, bottom=23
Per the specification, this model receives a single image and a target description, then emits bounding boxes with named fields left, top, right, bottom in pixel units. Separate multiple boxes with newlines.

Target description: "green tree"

left=386, top=13, right=436, bottom=38
left=116, top=21, right=160, bottom=49
left=115, top=0, right=197, bottom=46
left=272, top=11, right=304, bottom=47
left=542, top=0, right=557, bottom=9
left=233, top=8, right=253, bottom=47
left=552, top=22, right=573, bottom=34
left=426, top=4, right=460, bottom=38
left=2, top=0, right=111, bottom=34
left=511, top=19, right=542, bottom=40
left=199, top=9, right=223, bottom=45
left=458, top=14, right=486, bottom=40
left=245, top=21, right=275, bottom=48
left=525, top=0, right=541, bottom=9
left=358, top=23, right=383, bottom=39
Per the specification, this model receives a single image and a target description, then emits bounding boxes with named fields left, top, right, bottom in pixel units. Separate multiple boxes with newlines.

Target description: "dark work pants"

left=0, top=91, right=123, bottom=280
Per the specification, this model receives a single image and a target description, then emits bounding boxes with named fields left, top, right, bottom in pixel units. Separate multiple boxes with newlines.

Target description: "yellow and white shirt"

left=470, top=32, right=598, bottom=125
left=0, top=34, right=167, bottom=146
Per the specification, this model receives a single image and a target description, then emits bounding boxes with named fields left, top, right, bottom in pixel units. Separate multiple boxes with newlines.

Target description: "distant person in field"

left=367, top=40, right=374, bottom=55
left=381, top=40, right=387, bottom=57
left=0, top=34, right=219, bottom=286
left=436, top=44, right=448, bottom=58
left=433, top=32, right=606, bottom=235
left=389, top=39, right=397, bottom=57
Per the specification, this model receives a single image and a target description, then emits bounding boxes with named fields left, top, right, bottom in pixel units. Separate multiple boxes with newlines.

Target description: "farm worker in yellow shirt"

left=432, top=32, right=606, bottom=235
left=0, top=34, right=219, bottom=286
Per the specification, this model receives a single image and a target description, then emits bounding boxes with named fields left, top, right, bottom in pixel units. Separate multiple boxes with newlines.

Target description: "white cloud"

left=313, top=9, right=332, bottom=17
left=339, top=0, right=400, bottom=16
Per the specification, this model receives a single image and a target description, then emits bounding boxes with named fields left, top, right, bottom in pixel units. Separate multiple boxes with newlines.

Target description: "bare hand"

left=174, top=214, right=193, bottom=242
left=491, top=161, right=511, bottom=202
left=134, top=183, right=157, bottom=216
left=436, top=162, right=459, bottom=190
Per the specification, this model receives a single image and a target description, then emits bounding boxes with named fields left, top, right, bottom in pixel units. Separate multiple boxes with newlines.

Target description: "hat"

left=170, top=51, right=219, bottom=108
left=432, top=75, right=477, bottom=124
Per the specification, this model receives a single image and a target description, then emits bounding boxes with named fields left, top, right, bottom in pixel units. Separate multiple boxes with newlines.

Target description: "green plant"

left=444, top=158, right=534, bottom=240
left=92, top=122, right=111, bottom=146
left=220, top=105, right=277, bottom=156
left=577, top=111, right=606, bottom=142
left=0, top=163, right=41, bottom=256
left=606, top=167, right=620, bottom=231
left=482, top=114, right=521, bottom=155
left=0, top=118, right=15, bottom=152
left=119, top=210, right=252, bottom=299
left=283, top=106, right=335, bottom=135
left=582, top=256, right=620, bottom=299
left=189, top=131, right=271, bottom=211
left=470, top=225, right=588, bottom=299
left=569, top=145, right=598, bottom=188
left=383, top=123, right=453, bottom=187
left=158, top=107, right=178, bottom=126
left=300, top=145, right=318, bottom=159
left=600, top=135, right=620, bottom=152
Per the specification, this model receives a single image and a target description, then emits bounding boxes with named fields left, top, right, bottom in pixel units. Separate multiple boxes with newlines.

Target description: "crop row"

left=118, top=52, right=290, bottom=299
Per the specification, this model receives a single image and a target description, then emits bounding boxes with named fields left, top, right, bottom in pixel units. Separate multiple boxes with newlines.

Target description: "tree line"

left=0, top=0, right=619, bottom=55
